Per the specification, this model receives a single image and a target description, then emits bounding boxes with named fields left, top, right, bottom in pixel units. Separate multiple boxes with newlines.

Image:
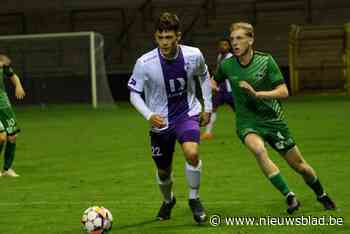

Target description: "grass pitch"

left=0, top=96, right=349, bottom=234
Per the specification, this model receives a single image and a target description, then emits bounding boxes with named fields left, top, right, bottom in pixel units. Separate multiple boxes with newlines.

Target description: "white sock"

left=205, top=112, right=217, bottom=133
left=156, top=173, right=173, bottom=203
left=185, top=160, right=202, bottom=199
left=286, top=191, right=295, bottom=197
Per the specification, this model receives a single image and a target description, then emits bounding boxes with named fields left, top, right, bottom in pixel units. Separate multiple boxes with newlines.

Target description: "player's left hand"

left=15, top=86, right=25, bottom=100
left=239, top=81, right=256, bottom=97
left=210, top=78, right=219, bottom=92
left=200, top=112, right=211, bottom=127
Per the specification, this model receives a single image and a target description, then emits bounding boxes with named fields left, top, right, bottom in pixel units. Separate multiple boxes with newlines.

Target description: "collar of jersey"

left=158, top=46, right=180, bottom=61
left=235, top=51, right=255, bottom=68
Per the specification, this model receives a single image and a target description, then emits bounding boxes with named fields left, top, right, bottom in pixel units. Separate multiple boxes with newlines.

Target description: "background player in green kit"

left=214, top=22, right=336, bottom=214
left=0, top=54, right=25, bottom=177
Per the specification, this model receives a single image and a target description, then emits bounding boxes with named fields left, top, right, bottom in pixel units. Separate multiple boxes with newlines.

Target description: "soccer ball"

left=81, top=206, right=113, bottom=233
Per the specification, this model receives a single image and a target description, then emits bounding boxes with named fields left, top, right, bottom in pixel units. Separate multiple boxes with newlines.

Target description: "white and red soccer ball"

left=81, top=206, right=113, bottom=233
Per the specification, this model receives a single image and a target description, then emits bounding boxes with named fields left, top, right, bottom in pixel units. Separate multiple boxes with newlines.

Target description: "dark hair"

left=155, top=12, right=181, bottom=32
left=218, top=37, right=233, bottom=53
left=208, top=67, right=213, bottom=77
left=218, top=37, right=231, bottom=45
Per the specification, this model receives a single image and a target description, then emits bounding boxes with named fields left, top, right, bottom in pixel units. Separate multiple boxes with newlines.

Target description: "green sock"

left=269, top=172, right=290, bottom=196
left=4, top=142, right=16, bottom=170
left=306, top=176, right=324, bottom=197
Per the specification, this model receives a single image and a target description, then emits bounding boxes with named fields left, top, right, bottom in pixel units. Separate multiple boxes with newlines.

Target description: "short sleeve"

left=128, top=59, right=146, bottom=93
left=267, top=55, right=284, bottom=87
left=3, top=65, right=14, bottom=78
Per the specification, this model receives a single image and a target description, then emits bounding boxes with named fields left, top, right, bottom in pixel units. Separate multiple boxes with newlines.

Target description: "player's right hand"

left=239, top=81, right=256, bottom=97
left=149, top=114, right=166, bottom=128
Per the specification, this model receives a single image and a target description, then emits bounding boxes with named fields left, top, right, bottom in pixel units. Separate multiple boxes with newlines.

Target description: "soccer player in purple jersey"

left=201, top=38, right=235, bottom=140
left=214, top=22, right=336, bottom=213
left=128, top=12, right=212, bottom=223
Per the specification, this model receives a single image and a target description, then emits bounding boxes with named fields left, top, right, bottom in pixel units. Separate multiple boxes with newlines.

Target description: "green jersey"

left=0, top=65, right=13, bottom=109
left=214, top=51, right=286, bottom=126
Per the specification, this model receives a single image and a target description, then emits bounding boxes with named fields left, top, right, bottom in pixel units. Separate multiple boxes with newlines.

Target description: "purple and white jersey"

left=217, top=52, right=233, bottom=92
left=128, top=45, right=212, bottom=132
left=216, top=52, right=233, bottom=65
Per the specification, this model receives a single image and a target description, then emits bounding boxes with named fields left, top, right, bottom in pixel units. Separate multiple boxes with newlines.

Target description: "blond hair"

left=230, top=22, right=254, bottom=38
left=0, top=54, right=11, bottom=65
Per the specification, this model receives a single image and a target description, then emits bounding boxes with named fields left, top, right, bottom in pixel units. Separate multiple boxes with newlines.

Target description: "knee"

left=157, top=168, right=171, bottom=181
left=182, top=142, right=199, bottom=166
left=293, top=160, right=309, bottom=173
left=0, top=133, right=6, bottom=144
left=185, top=150, right=199, bottom=166
left=286, top=154, right=306, bottom=171
left=7, top=134, right=17, bottom=143
left=252, top=146, right=267, bottom=159
left=244, top=134, right=267, bottom=159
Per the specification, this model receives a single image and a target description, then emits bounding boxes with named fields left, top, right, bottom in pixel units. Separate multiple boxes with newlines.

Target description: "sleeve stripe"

left=128, top=86, right=143, bottom=94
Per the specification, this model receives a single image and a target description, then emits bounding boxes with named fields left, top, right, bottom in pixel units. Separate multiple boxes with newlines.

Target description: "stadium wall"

left=1, top=0, right=350, bottom=102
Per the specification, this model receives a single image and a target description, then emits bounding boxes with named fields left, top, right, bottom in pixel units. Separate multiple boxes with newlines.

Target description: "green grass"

left=0, top=96, right=349, bottom=234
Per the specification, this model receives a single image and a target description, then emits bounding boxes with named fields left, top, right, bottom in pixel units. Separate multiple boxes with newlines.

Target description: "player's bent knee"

left=244, top=134, right=266, bottom=155
left=252, top=146, right=267, bottom=159
left=294, top=162, right=309, bottom=174
left=187, top=159, right=199, bottom=167
left=286, top=154, right=304, bottom=168
left=286, top=155, right=307, bottom=173
left=184, top=150, right=199, bottom=166
left=157, top=170, right=172, bottom=185
left=182, top=145, right=199, bottom=166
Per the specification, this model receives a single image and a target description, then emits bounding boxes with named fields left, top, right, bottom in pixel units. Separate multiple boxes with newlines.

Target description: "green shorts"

left=237, top=121, right=296, bottom=154
left=0, top=107, right=20, bottom=135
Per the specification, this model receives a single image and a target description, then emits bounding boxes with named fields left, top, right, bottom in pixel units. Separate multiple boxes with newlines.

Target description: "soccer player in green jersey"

left=0, top=54, right=25, bottom=177
left=214, top=22, right=336, bottom=213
